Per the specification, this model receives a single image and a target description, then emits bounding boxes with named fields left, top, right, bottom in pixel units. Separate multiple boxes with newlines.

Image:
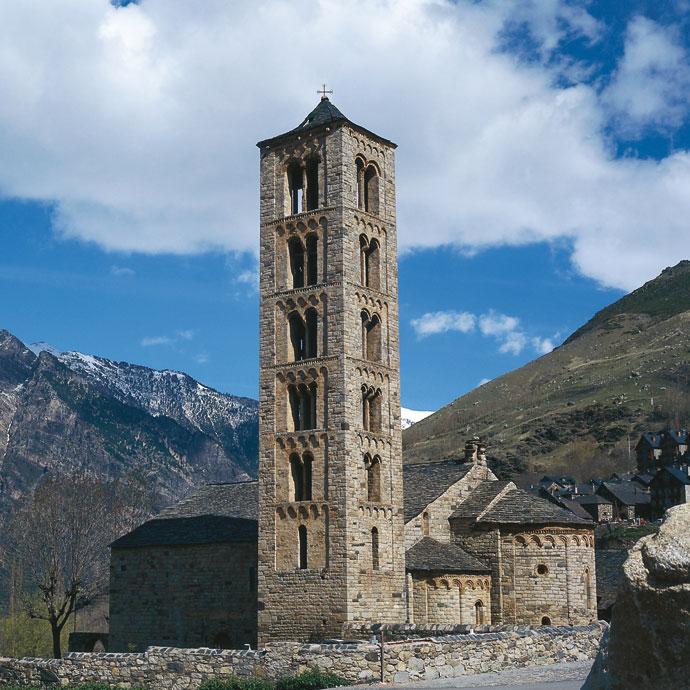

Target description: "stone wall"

left=0, top=623, right=606, bottom=688
left=109, top=542, right=257, bottom=652
left=409, top=574, right=491, bottom=626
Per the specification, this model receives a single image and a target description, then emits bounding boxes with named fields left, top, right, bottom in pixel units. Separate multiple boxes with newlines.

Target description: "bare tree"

left=1, top=474, right=154, bottom=658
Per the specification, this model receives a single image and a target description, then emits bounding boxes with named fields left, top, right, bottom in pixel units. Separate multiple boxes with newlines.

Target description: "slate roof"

left=451, top=481, right=589, bottom=526
left=572, top=495, right=613, bottom=505
left=158, top=480, right=258, bottom=520
left=650, top=466, right=690, bottom=485
left=557, top=498, right=595, bottom=521
left=405, top=537, right=490, bottom=574
left=597, top=482, right=651, bottom=506
left=403, top=461, right=474, bottom=523
left=111, top=515, right=258, bottom=548
left=256, top=98, right=396, bottom=148
left=539, top=475, right=576, bottom=486
left=112, top=480, right=259, bottom=549
left=637, top=432, right=662, bottom=449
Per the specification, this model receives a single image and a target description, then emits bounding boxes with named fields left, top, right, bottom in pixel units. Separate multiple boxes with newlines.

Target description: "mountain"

left=403, top=261, right=690, bottom=483
left=0, top=331, right=258, bottom=512
left=401, top=407, right=434, bottom=430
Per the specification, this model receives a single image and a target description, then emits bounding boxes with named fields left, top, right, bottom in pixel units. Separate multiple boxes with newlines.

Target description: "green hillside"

left=403, top=261, right=690, bottom=484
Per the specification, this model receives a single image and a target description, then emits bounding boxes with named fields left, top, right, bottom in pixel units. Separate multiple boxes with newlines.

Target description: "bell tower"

left=256, top=97, right=406, bottom=642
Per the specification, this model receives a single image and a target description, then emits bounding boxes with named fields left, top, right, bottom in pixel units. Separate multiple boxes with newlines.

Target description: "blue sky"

left=1, top=0, right=690, bottom=410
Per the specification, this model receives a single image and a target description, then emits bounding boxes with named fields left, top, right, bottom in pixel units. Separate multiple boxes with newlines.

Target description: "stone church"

left=108, top=98, right=597, bottom=652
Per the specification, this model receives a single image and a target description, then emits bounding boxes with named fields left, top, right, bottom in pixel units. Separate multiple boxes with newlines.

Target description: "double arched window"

left=288, top=383, right=318, bottom=431
left=290, top=452, right=313, bottom=502
left=287, top=159, right=320, bottom=216
left=355, top=157, right=380, bottom=215
left=288, top=234, right=318, bottom=289
left=289, top=309, right=318, bottom=361
left=362, top=386, right=382, bottom=433
left=364, top=454, right=381, bottom=502
left=359, top=235, right=380, bottom=290
left=361, top=310, right=381, bottom=362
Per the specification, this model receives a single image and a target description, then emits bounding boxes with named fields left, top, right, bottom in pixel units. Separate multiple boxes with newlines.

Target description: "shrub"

left=199, top=677, right=274, bottom=690
left=276, top=668, right=350, bottom=690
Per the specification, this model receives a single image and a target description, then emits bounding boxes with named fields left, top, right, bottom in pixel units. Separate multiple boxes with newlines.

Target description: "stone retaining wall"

left=0, top=622, right=606, bottom=688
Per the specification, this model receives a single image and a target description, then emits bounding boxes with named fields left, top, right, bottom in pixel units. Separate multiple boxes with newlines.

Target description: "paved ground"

left=344, top=660, right=592, bottom=690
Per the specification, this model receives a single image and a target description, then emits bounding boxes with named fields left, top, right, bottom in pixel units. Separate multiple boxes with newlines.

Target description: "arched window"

left=359, top=235, right=368, bottom=285
left=364, top=165, right=379, bottom=215
left=356, top=157, right=365, bottom=208
left=366, top=455, right=381, bottom=502
left=290, top=452, right=313, bottom=501
left=288, top=383, right=318, bottom=431
left=541, top=616, right=551, bottom=625
left=298, top=525, right=308, bottom=569
left=287, top=162, right=304, bottom=215
left=305, top=234, right=318, bottom=286
left=361, top=387, right=382, bottom=433
left=475, top=600, right=485, bottom=625
left=371, top=527, right=379, bottom=570
left=306, top=159, right=319, bottom=211
left=422, top=511, right=430, bottom=536
left=288, top=238, right=305, bottom=289
left=288, top=312, right=306, bottom=361
left=585, top=568, right=592, bottom=610
left=366, top=314, right=381, bottom=362
left=366, top=239, right=380, bottom=290
left=290, top=453, right=304, bottom=501
left=305, top=309, right=318, bottom=359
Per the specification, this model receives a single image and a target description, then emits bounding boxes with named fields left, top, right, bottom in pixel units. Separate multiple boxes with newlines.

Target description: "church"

left=108, top=97, right=597, bottom=651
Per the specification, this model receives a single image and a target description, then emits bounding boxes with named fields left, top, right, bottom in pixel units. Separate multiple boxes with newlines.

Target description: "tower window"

left=305, top=308, right=318, bottom=359
left=298, top=525, right=308, bottom=569
left=366, top=455, right=381, bottom=502
left=422, top=511, right=430, bottom=536
left=288, top=238, right=305, bottom=289
left=371, top=527, right=379, bottom=570
left=288, top=383, right=317, bottom=431
left=288, top=312, right=306, bottom=361
left=361, top=312, right=381, bottom=362
left=305, top=234, right=318, bottom=286
left=364, top=165, right=379, bottom=215
left=290, top=452, right=313, bottom=501
left=359, top=235, right=380, bottom=291
left=287, top=162, right=304, bottom=215
left=356, top=157, right=365, bottom=208
left=362, top=386, right=382, bottom=433
left=306, top=159, right=319, bottom=211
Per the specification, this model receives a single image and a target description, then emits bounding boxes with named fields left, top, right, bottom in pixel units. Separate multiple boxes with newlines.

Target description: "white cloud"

left=603, top=17, right=690, bottom=134
left=178, top=329, right=194, bottom=340
left=0, top=2, right=688, bottom=290
left=195, top=352, right=209, bottom=364
left=478, top=377, right=492, bottom=386
left=141, top=335, right=174, bottom=346
left=110, top=265, right=135, bottom=276
left=412, top=308, right=556, bottom=356
left=410, top=311, right=476, bottom=337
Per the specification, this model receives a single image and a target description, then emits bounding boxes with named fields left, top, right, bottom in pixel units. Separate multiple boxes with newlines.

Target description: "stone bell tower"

left=256, top=96, right=406, bottom=643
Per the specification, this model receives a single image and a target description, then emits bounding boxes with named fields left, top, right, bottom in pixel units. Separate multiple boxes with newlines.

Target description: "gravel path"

left=343, top=660, right=592, bottom=690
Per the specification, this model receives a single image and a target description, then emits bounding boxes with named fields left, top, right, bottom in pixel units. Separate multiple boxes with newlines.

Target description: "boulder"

left=583, top=504, right=690, bottom=690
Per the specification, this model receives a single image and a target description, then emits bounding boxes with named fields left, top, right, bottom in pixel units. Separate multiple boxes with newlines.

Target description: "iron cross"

left=317, top=83, right=333, bottom=99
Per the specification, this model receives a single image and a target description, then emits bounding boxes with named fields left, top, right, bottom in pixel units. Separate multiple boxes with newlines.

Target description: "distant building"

left=571, top=495, right=614, bottom=523
left=596, top=482, right=651, bottom=520
left=636, top=429, right=688, bottom=473
left=649, top=465, right=690, bottom=518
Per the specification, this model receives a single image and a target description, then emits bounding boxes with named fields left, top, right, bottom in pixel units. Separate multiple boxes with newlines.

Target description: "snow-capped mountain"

left=401, top=407, right=434, bottom=430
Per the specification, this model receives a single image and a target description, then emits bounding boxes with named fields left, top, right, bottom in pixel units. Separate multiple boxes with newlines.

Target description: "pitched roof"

left=557, top=498, right=595, bottom=521
left=405, top=537, right=490, bottom=574
left=403, top=461, right=475, bottom=523
left=598, top=482, right=651, bottom=506
left=637, top=432, right=662, bottom=449
left=451, top=481, right=589, bottom=526
left=256, top=98, right=396, bottom=148
left=572, top=494, right=613, bottom=505
left=158, top=480, right=258, bottom=520
left=651, top=466, right=690, bottom=485
left=111, top=515, right=257, bottom=548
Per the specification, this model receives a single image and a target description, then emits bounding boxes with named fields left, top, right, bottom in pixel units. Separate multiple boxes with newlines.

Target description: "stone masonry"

left=0, top=623, right=605, bottom=689
left=256, top=98, right=406, bottom=642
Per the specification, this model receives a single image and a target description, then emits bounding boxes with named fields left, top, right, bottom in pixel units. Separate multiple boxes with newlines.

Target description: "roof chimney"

left=463, top=437, right=487, bottom=465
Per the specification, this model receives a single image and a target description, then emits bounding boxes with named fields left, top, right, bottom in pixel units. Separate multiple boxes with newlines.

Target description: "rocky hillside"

left=403, top=261, right=690, bottom=482
left=0, top=331, right=258, bottom=513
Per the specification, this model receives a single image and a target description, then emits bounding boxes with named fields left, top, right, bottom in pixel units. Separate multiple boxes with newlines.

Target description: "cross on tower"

left=317, top=83, right=333, bottom=100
